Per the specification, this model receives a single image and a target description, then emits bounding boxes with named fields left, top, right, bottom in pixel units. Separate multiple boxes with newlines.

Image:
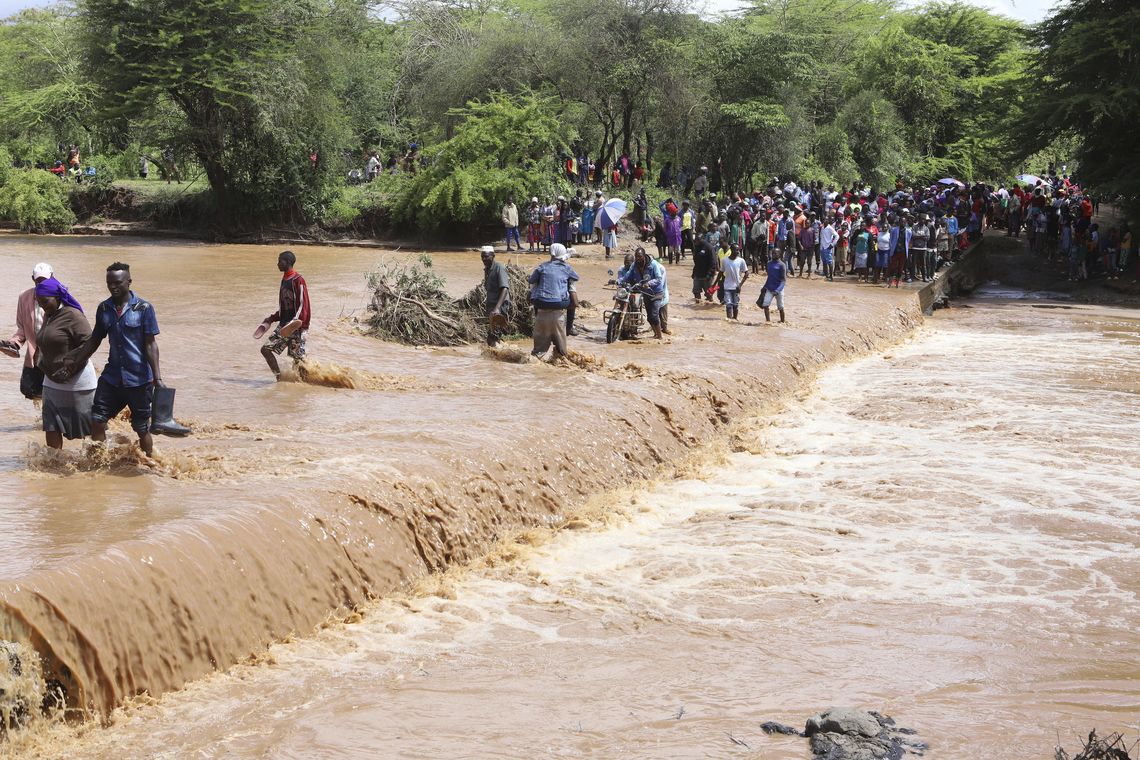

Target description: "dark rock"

left=810, top=732, right=906, bottom=760
left=769, top=707, right=924, bottom=760
left=761, top=721, right=802, bottom=736
left=806, top=708, right=884, bottom=739
left=868, top=711, right=895, bottom=727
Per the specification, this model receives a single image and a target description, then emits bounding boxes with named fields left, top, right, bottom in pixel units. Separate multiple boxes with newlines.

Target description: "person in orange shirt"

left=793, top=207, right=807, bottom=237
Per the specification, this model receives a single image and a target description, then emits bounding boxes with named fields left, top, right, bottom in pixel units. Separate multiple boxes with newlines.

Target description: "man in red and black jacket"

left=258, top=250, right=311, bottom=376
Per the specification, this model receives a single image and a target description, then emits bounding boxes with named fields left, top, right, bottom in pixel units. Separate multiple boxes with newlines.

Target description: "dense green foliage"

left=395, top=92, right=571, bottom=229
left=1025, top=0, right=1140, bottom=219
left=0, top=168, right=76, bottom=232
left=0, top=0, right=1127, bottom=233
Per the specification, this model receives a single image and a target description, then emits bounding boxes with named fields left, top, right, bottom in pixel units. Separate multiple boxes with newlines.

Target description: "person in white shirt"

left=875, top=224, right=892, bottom=284
left=718, top=245, right=749, bottom=320
left=819, top=220, right=839, bottom=281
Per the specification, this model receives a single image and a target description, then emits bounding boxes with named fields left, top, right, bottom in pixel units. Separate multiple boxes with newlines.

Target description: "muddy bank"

left=0, top=238, right=923, bottom=719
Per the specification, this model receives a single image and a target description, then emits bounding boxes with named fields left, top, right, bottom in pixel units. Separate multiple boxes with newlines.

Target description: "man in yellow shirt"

left=680, top=200, right=695, bottom=258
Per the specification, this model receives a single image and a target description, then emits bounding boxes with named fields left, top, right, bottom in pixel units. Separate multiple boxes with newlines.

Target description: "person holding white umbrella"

left=599, top=198, right=627, bottom=259
left=591, top=191, right=605, bottom=245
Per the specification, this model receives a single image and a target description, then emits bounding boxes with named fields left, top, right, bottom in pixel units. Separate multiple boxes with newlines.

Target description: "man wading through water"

left=256, top=251, right=311, bottom=377
left=618, top=247, right=669, bottom=339
left=62, top=262, right=172, bottom=456
left=480, top=246, right=511, bottom=346
left=527, top=243, right=579, bottom=360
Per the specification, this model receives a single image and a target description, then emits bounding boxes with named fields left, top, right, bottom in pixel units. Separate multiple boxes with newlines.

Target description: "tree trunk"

left=598, top=122, right=612, bottom=178
left=620, top=98, right=634, bottom=158
left=196, top=147, right=230, bottom=232
left=645, top=130, right=654, bottom=176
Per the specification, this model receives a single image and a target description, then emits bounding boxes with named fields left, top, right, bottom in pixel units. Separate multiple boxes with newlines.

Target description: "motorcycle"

left=604, top=272, right=649, bottom=344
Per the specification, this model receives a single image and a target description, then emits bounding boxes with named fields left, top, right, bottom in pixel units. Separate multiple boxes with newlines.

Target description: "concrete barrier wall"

left=918, top=238, right=988, bottom=314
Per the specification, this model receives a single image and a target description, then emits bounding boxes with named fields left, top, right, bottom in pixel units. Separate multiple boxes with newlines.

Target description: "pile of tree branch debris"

left=364, top=255, right=532, bottom=346
left=1056, top=730, right=1138, bottom=760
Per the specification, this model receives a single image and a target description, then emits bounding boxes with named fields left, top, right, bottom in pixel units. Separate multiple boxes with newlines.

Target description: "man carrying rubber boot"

left=62, top=262, right=189, bottom=456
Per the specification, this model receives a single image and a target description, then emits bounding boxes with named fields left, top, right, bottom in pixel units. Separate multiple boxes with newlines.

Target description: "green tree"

left=0, top=8, right=100, bottom=146
left=395, top=91, right=570, bottom=229
left=80, top=0, right=373, bottom=227
left=1026, top=0, right=1140, bottom=217
left=837, top=91, right=909, bottom=187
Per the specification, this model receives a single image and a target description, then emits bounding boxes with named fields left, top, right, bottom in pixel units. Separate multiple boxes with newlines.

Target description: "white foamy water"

left=25, top=299, right=1140, bottom=759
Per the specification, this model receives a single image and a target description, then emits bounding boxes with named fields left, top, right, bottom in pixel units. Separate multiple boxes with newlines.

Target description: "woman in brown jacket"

left=35, top=278, right=97, bottom=448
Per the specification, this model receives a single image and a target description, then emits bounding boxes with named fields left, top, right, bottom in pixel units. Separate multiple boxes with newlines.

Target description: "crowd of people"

left=492, top=168, right=1134, bottom=360
left=494, top=174, right=994, bottom=354
left=994, top=177, right=1134, bottom=281
left=4, top=164, right=1125, bottom=453
left=502, top=176, right=986, bottom=285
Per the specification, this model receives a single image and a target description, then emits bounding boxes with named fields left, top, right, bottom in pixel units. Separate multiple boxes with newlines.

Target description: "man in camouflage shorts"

left=257, top=250, right=311, bottom=376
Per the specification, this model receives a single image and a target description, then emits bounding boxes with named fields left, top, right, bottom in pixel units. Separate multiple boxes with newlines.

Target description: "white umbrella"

left=599, top=198, right=627, bottom=230
left=937, top=178, right=965, bottom=188
left=1016, top=174, right=1044, bottom=186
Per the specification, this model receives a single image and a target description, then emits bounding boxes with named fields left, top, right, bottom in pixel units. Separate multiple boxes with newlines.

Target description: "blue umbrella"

left=599, top=198, right=627, bottom=230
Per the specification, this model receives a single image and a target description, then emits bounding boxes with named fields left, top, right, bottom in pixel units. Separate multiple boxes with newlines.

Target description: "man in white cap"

left=526, top=243, right=579, bottom=359
left=480, top=245, right=511, bottom=347
left=0, top=262, right=54, bottom=400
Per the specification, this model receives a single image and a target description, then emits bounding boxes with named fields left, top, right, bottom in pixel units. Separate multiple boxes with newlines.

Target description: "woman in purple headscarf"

left=34, top=277, right=96, bottom=448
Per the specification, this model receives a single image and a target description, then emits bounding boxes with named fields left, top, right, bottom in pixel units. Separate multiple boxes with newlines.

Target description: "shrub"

left=319, top=175, right=406, bottom=233
left=393, top=91, right=573, bottom=231
left=81, top=154, right=118, bottom=190
left=0, top=169, right=76, bottom=232
left=0, top=146, right=11, bottom=187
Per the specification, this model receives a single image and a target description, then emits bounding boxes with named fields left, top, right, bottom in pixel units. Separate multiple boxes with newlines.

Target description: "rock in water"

left=764, top=708, right=926, bottom=759
left=806, top=708, right=885, bottom=739
left=809, top=730, right=906, bottom=760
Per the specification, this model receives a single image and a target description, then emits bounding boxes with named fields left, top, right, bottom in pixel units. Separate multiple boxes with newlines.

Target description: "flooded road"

left=0, top=232, right=919, bottom=719
left=20, top=289, right=1138, bottom=758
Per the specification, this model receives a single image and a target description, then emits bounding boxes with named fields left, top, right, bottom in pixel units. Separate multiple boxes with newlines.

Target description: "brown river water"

left=0, top=235, right=1138, bottom=758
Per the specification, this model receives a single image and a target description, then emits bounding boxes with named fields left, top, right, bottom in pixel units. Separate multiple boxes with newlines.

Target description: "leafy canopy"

left=396, top=91, right=571, bottom=228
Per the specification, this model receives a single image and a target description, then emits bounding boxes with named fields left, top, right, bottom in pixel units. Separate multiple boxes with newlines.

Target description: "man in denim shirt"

left=527, top=244, right=578, bottom=359
left=64, top=262, right=163, bottom=456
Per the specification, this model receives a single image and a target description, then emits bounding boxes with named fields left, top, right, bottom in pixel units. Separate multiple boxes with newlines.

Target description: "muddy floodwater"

left=1, top=234, right=1137, bottom=758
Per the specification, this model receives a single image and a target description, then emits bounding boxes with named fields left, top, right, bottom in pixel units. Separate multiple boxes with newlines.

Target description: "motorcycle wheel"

left=606, top=310, right=624, bottom=344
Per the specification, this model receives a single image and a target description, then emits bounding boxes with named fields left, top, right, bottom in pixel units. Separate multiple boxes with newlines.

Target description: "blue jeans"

left=723, top=288, right=739, bottom=315
left=645, top=296, right=663, bottom=326
left=505, top=226, right=521, bottom=248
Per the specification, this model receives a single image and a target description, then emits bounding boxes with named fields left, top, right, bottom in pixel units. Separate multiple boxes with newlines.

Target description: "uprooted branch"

left=364, top=255, right=533, bottom=347
left=1056, top=730, right=1139, bottom=760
